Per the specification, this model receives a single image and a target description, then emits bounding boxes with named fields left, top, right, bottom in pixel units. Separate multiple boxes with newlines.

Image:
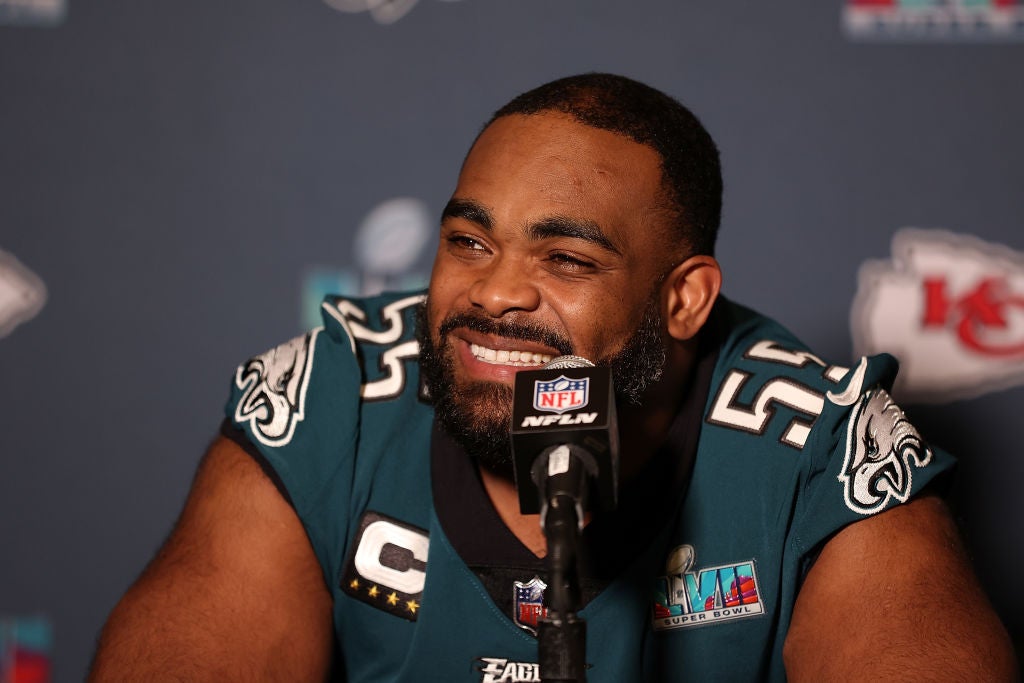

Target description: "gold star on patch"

left=387, top=592, right=399, bottom=606
left=349, top=579, right=359, bottom=591
left=368, top=585, right=380, bottom=598
left=405, top=599, right=419, bottom=614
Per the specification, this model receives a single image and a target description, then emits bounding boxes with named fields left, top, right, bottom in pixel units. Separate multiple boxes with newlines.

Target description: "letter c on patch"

left=353, top=520, right=429, bottom=594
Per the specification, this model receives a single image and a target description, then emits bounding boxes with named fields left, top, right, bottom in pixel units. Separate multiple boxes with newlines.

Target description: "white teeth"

left=469, top=343, right=552, bottom=366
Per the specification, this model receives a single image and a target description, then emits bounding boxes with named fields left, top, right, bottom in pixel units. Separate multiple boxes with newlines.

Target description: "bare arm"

left=89, top=436, right=334, bottom=682
left=784, top=494, right=1018, bottom=681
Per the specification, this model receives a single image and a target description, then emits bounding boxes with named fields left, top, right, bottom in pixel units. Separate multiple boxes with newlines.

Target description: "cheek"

left=565, top=287, right=656, bottom=358
left=425, top=297, right=446, bottom=345
left=553, top=291, right=630, bottom=357
left=428, top=250, right=477, bottom=300
left=427, top=263, right=459, bottom=315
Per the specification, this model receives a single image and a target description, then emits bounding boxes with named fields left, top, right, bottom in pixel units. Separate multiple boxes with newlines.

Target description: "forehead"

left=455, top=112, right=671, bottom=242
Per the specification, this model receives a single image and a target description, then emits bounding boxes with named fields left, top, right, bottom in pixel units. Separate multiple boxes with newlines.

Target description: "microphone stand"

left=534, top=445, right=591, bottom=683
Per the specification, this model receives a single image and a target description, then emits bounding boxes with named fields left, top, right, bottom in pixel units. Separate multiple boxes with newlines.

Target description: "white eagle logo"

left=839, top=389, right=933, bottom=515
left=234, top=329, right=320, bottom=447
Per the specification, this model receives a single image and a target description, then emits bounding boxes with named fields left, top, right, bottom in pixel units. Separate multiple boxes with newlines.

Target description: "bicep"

left=784, top=494, right=1017, bottom=681
left=89, top=436, right=334, bottom=682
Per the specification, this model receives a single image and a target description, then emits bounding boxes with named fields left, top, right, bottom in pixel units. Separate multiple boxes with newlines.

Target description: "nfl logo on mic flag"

left=533, top=376, right=590, bottom=414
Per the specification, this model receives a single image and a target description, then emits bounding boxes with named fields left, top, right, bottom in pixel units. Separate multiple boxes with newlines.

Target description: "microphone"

left=510, top=356, right=619, bottom=517
left=511, top=355, right=617, bottom=683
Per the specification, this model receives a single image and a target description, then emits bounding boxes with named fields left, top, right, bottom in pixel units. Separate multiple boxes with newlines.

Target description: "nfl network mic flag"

left=510, top=365, right=618, bottom=514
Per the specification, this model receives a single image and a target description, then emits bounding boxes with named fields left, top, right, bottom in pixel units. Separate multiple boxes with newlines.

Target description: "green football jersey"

left=225, top=291, right=954, bottom=682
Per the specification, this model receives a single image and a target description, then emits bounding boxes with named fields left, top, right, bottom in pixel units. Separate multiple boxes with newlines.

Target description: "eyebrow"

left=441, top=198, right=621, bottom=256
left=442, top=198, right=492, bottom=231
left=529, top=216, right=621, bottom=255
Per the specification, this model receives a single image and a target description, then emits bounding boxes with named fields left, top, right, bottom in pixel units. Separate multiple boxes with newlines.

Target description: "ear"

left=662, top=255, right=722, bottom=341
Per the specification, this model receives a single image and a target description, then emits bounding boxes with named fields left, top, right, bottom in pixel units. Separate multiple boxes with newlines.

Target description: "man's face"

left=420, top=112, right=678, bottom=468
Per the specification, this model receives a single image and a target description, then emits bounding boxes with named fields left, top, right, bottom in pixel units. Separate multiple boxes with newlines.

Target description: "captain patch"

left=340, top=511, right=429, bottom=621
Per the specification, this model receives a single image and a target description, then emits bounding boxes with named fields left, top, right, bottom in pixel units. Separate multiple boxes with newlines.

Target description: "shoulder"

left=228, top=290, right=426, bottom=447
left=320, top=290, right=426, bottom=402
left=702, top=299, right=955, bottom=533
left=223, top=290, right=429, bottom=510
left=707, top=299, right=898, bottom=452
left=714, top=299, right=895, bottom=394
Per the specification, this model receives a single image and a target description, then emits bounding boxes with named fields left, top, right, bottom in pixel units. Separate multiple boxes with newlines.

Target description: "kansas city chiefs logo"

left=852, top=228, right=1024, bottom=402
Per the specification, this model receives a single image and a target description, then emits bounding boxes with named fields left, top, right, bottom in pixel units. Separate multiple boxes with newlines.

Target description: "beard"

left=415, top=298, right=667, bottom=472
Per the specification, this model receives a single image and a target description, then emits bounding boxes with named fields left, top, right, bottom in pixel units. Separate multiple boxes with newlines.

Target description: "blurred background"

left=1, top=0, right=1021, bottom=678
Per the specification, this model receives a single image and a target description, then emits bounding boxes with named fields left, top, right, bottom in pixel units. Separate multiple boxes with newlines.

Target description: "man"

left=89, top=74, right=1017, bottom=681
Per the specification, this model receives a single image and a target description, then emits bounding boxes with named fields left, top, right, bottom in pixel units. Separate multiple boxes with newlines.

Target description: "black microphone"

left=511, top=355, right=618, bottom=683
left=510, top=356, right=619, bottom=517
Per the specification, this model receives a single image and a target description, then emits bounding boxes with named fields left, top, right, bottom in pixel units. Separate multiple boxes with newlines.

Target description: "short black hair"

left=488, top=73, right=722, bottom=257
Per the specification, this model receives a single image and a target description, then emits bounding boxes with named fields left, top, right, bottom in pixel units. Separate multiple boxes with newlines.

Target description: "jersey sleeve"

left=706, top=302, right=957, bottom=566
left=221, top=299, right=366, bottom=577
left=789, top=353, right=956, bottom=558
left=221, top=290, right=429, bottom=586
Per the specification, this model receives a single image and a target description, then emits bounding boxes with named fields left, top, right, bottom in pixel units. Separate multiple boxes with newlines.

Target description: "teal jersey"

left=225, top=291, right=955, bottom=682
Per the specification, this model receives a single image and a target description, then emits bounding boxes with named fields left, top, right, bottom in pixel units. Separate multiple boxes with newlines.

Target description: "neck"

left=616, top=337, right=696, bottom=479
left=478, top=465, right=549, bottom=558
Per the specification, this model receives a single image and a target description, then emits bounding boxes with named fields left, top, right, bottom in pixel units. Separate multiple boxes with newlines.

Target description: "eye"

left=863, top=432, right=879, bottom=460
left=445, top=234, right=489, bottom=255
left=547, top=251, right=596, bottom=273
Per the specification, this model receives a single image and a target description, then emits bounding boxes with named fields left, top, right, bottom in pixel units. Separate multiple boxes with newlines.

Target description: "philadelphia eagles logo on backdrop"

left=234, top=329, right=320, bottom=447
left=0, top=248, right=47, bottom=339
left=839, top=389, right=933, bottom=515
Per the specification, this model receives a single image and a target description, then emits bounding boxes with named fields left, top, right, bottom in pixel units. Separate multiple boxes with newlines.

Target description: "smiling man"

left=90, top=74, right=1016, bottom=682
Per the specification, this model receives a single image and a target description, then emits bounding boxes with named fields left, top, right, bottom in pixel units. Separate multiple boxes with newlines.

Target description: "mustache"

left=437, top=310, right=574, bottom=357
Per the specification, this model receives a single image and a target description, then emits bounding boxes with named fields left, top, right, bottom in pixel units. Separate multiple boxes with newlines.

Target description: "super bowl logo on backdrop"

left=0, top=615, right=52, bottom=682
left=301, top=197, right=432, bottom=330
left=852, top=228, right=1024, bottom=402
left=533, top=376, right=589, bottom=414
left=843, top=0, right=1024, bottom=41
left=652, top=545, right=763, bottom=631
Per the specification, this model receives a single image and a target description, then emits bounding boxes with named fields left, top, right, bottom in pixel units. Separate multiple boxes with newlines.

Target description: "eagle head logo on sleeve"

left=234, top=329, right=320, bottom=447
left=839, top=389, right=933, bottom=515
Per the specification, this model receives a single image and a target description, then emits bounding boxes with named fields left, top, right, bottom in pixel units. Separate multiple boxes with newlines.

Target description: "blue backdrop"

left=1, top=1, right=1021, bottom=678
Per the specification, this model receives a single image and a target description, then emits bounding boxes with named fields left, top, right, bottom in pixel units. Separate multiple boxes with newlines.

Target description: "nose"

left=467, top=255, right=541, bottom=318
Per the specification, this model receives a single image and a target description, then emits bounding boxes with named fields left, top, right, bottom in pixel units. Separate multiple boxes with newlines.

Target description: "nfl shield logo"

left=533, top=376, right=589, bottom=414
left=513, top=576, right=548, bottom=635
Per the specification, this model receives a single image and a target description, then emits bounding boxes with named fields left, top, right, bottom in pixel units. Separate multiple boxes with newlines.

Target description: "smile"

left=469, top=343, right=552, bottom=367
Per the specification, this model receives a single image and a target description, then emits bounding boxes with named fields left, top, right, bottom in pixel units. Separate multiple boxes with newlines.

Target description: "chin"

left=436, top=380, right=514, bottom=462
